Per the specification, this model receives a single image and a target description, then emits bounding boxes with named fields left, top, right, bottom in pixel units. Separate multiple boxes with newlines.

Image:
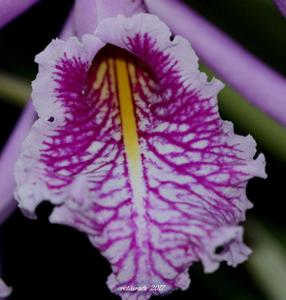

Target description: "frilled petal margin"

left=15, top=13, right=266, bottom=300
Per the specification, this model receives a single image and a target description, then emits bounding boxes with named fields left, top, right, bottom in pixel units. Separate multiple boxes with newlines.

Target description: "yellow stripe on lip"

left=115, top=54, right=142, bottom=181
left=115, top=52, right=148, bottom=254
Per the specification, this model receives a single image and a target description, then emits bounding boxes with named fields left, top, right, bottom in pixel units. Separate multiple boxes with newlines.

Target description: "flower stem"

left=145, top=0, right=286, bottom=126
left=0, top=72, right=31, bottom=106
left=246, top=219, right=286, bottom=300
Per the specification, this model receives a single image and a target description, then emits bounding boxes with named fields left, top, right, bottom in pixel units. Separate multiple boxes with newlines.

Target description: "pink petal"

left=15, top=14, right=266, bottom=299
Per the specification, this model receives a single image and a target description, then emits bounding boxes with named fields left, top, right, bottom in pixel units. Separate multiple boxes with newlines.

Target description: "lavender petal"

left=0, top=278, right=11, bottom=298
left=73, top=0, right=146, bottom=36
left=0, top=9, right=76, bottom=224
left=273, top=0, right=286, bottom=16
left=0, top=102, right=35, bottom=223
left=0, top=0, right=39, bottom=29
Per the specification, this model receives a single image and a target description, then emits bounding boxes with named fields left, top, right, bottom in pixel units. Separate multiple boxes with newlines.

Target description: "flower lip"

left=15, top=13, right=266, bottom=300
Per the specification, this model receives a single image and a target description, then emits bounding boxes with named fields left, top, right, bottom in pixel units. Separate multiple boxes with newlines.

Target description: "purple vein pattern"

left=14, top=14, right=266, bottom=300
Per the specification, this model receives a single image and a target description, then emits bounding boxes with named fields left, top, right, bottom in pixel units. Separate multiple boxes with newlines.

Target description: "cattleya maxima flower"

left=0, top=0, right=267, bottom=299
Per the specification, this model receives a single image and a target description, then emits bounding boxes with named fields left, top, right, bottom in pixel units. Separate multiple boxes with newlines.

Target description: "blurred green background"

left=0, top=0, right=286, bottom=299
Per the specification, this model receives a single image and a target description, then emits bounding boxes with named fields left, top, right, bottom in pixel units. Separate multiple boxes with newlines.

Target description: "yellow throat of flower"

left=115, top=54, right=143, bottom=185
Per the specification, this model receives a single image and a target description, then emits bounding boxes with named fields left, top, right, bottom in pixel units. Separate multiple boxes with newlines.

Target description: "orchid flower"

left=0, top=0, right=270, bottom=299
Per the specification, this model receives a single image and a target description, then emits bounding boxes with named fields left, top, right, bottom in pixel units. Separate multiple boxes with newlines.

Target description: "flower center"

left=87, top=45, right=148, bottom=205
left=114, top=49, right=146, bottom=208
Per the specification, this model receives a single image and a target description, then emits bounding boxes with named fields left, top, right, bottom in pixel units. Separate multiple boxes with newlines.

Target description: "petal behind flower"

left=0, top=278, right=12, bottom=298
left=0, top=0, right=39, bottom=29
left=15, top=14, right=266, bottom=300
left=273, top=0, right=286, bottom=16
left=74, top=0, right=146, bottom=36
